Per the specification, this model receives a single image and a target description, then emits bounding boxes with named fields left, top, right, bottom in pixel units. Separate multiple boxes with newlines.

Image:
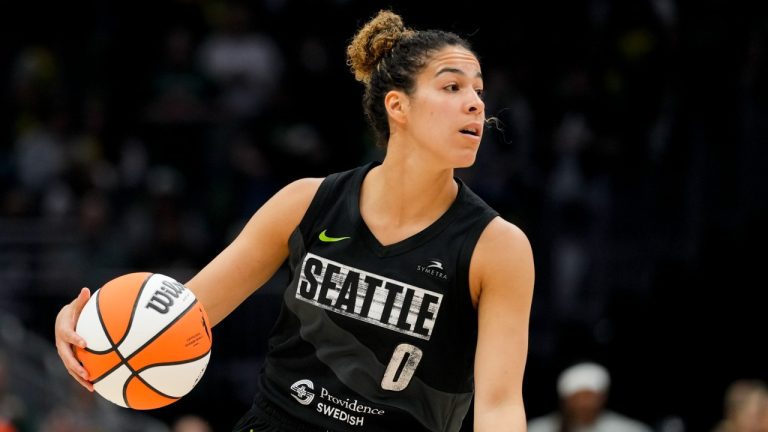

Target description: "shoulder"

left=250, top=177, right=324, bottom=231
left=469, top=217, right=534, bottom=305
left=269, top=162, right=374, bottom=224
left=474, top=217, right=534, bottom=280
left=281, top=163, right=372, bottom=204
left=271, top=177, right=324, bottom=211
left=477, top=217, right=532, bottom=254
left=281, top=177, right=324, bottom=196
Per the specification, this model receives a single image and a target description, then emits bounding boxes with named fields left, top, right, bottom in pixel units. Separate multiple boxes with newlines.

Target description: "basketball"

left=74, top=272, right=212, bottom=410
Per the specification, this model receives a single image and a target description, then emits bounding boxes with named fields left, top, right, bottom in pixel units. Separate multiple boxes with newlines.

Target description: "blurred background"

left=1, top=0, right=767, bottom=431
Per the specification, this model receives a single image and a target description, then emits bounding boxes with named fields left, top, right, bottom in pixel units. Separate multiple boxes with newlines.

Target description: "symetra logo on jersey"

left=296, top=253, right=443, bottom=340
left=416, top=259, right=448, bottom=280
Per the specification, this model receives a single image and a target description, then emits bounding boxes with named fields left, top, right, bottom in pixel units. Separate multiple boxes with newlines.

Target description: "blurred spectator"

left=0, top=352, right=28, bottom=432
left=10, top=46, right=60, bottom=135
left=171, top=414, right=212, bottom=432
left=198, top=2, right=283, bottom=120
left=712, top=379, right=768, bottom=432
left=528, top=362, right=652, bottom=432
left=37, top=406, right=97, bottom=432
left=12, top=110, right=69, bottom=196
left=146, top=27, right=211, bottom=125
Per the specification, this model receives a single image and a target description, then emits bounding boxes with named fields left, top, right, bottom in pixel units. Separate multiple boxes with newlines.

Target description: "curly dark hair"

left=346, top=10, right=475, bottom=147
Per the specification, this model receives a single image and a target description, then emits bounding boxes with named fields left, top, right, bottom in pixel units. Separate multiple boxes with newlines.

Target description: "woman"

left=54, top=10, right=534, bottom=432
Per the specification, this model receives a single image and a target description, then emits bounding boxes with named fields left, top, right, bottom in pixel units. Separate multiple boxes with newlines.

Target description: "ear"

left=384, top=90, right=409, bottom=125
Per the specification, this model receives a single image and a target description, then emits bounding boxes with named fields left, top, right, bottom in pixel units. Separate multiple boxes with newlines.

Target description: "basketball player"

left=54, top=10, right=535, bottom=432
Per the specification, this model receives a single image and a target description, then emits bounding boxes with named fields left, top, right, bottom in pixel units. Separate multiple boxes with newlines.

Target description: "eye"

left=444, top=83, right=460, bottom=92
left=475, top=88, right=485, bottom=99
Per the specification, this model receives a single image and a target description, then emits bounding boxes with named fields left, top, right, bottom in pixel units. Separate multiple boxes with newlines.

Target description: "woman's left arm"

left=471, top=218, right=535, bottom=432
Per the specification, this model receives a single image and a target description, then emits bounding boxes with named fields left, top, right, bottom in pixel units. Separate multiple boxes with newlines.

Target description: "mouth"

left=459, top=124, right=482, bottom=137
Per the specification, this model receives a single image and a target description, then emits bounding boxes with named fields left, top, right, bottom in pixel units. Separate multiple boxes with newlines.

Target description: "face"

left=396, top=46, right=485, bottom=168
left=733, top=390, right=768, bottom=432
left=563, top=390, right=606, bottom=426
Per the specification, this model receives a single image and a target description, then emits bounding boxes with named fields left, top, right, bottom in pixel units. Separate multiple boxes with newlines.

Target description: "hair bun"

left=346, top=10, right=413, bottom=84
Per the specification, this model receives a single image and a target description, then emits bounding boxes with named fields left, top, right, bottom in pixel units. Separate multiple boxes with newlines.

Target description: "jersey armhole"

left=297, top=172, right=342, bottom=241
left=456, top=212, right=499, bottom=315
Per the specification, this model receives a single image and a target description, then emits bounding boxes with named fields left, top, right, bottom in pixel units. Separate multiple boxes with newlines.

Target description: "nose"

left=467, top=92, right=484, bottom=114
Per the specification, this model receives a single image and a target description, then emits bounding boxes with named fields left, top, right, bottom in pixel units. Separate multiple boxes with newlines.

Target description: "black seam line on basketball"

left=90, top=325, right=133, bottom=387
left=89, top=273, right=154, bottom=355
left=82, top=289, right=113, bottom=354
left=121, top=299, right=201, bottom=408
left=125, top=368, right=181, bottom=405
left=127, top=349, right=212, bottom=404
left=133, top=349, right=211, bottom=374
left=95, top=288, right=118, bottom=353
left=115, top=273, right=155, bottom=348
left=88, top=274, right=153, bottom=408
left=92, top=287, right=129, bottom=408
left=91, top=299, right=199, bottom=386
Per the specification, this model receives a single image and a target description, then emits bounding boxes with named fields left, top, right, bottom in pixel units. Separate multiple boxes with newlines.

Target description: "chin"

left=452, top=153, right=477, bottom=169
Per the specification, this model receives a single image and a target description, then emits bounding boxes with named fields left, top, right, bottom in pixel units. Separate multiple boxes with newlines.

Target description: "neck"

left=361, top=146, right=457, bottom=228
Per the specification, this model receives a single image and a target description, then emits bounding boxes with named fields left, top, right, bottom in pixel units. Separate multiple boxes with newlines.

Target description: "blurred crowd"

left=1, top=0, right=767, bottom=430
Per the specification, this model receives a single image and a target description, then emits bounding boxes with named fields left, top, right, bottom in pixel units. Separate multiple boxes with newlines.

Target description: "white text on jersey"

left=296, top=253, right=443, bottom=340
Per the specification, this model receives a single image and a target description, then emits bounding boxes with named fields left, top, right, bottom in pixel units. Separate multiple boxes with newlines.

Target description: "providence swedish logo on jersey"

left=296, top=253, right=443, bottom=340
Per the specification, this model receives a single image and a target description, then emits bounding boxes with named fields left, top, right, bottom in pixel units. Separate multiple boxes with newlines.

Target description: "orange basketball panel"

left=124, top=375, right=178, bottom=409
left=127, top=303, right=212, bottom=371
left=99, top=272, right=152, bottom=344
left=75, top=347, right=121, bottom=382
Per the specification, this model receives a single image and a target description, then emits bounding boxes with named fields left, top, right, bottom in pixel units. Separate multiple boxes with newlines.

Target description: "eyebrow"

left=435, top=67, right=483, bottom=79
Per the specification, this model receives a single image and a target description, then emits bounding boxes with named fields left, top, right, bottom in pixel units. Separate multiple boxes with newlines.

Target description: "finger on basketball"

left=71, top=287, right=91, bottom=321
left=67, top=368, right=94, bottom=392
left=56, top=339, right=88, bottom=380
left=64, top=328, right=87, bottom=348
left=56, top=313, right=86, bottom=347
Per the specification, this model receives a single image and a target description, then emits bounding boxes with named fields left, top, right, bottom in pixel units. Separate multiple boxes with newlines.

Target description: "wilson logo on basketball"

left=145, top=279, right=188, bottom=314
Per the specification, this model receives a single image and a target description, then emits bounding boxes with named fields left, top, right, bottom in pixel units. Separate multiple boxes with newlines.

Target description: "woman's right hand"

left=54, top=287, right=94, bottom=392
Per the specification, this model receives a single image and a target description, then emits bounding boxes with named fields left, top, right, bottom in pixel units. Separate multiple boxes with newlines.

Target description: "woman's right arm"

left=54, top=177, right=323, bottom=389
left=184, top=177, right=322, bottom=326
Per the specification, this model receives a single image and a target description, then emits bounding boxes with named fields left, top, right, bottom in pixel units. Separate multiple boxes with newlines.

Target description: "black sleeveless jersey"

left=258, top=162, right=498, bottom=432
